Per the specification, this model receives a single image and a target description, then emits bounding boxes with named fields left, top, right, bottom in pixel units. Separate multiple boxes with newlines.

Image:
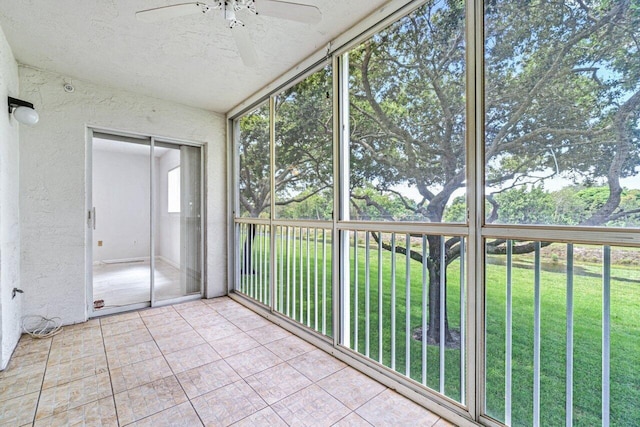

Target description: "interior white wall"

left=0, top=26, right=21, bottom=370
left=156, top=149, right=181, bottom=267
left=92, top=147, right=151, bottom=263
left=19, top=66, right=227, bottom=326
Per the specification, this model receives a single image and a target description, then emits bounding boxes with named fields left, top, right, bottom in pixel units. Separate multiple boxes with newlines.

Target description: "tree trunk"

left=426, top=234, right=452, bottom=344
left=241, top=223, right=257, bottom=274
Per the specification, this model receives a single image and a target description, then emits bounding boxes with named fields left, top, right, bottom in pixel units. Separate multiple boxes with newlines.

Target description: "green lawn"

left=240, top=234, right=639, bottom=426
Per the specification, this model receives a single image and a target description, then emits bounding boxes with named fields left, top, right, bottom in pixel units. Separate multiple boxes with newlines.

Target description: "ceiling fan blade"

left=231, top=26, right=258, bottom=67
left=256, top=0, right=321, bottom=24
left=135, top=3, right=204, bottom=23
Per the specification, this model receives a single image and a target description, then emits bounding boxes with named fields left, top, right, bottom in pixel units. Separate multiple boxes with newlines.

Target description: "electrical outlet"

left=98, top=240, right=103, bottom=246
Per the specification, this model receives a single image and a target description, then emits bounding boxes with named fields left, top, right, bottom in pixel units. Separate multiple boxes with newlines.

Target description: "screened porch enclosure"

left=229, top=1, right=640, bottom=426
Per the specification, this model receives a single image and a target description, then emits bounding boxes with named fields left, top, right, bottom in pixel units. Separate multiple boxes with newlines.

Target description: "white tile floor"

left=0, top=297, right=455, bottom=427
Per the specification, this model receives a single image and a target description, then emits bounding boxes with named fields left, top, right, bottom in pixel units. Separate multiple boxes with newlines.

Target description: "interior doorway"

left=87, top=130, right=204, bottom=316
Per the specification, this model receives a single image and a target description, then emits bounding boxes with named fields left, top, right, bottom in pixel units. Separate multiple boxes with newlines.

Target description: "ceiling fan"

left=135, top=0, right=322, bottom=67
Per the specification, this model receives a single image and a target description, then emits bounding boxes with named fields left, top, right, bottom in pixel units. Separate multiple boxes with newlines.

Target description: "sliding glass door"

left=89, top=131, right=204, bottom=315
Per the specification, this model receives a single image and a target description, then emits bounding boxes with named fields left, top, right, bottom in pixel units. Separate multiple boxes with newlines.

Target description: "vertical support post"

left=505, top=239, right=513, bottom=425
left=405, top=233, right=411, bottom=376
left=314, top=228, right=319, bottom=331
left=603, top=245, right=611, bottom=427
left=337, top=52, right=351, bottom=347
left=460, top=236, right=466, bottom=404
left=422, top=235, right=428, bottom=386
left=354, top=230, right=359, bottom=352
left=439, top=235, right=446, bottom=394
left=322, top=229, right=327, bottom=335
left=365, top=231, right=371, bottom=358
left=378, top=235, right=384, bottom=364
left=566, top=243, right=574, bottom=427
left=391, top=233, right=397, bottom=371
left=269, top=95, right=276, bottom=309
left=533, top=241, right=541, bottom=427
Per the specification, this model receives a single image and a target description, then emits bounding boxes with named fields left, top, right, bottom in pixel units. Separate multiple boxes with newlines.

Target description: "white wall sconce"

left=8, top=96, right=39, bottom=125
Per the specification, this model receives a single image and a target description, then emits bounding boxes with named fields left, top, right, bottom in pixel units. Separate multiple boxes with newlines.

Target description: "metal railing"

left=484, top=239, right=638, bottom=427
left=342, top=229, right=466, bottom=404
left=236, top=222, right=270, bottom=306
left=273, top=225, right=333, bottom=336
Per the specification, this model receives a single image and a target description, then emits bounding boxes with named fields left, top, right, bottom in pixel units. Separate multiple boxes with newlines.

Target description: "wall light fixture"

left=8, top=96, right=39, bottom=126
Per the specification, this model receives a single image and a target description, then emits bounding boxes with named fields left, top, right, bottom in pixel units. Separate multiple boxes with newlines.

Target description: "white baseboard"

left=157, top=255, right=180, bottom=269
left=95, top=256, right=150, bottom=265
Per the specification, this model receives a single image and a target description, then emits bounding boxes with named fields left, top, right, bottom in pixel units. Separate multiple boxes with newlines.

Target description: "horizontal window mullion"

left=482, top=226, right=640, bottom=246
left=234, top=217, right=271, bottom=225
left=338, top=220, right=469, bottom=236
left=272, top=219, right=333, bottom=228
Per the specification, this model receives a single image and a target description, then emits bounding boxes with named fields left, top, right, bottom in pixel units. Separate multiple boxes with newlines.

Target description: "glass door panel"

left=91, top=135, right=151, bottom=310
left=154, top=142, right=202, bottom=301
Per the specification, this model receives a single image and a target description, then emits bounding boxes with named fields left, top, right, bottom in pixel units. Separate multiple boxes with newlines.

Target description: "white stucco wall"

left=19, top=66, right=227, bottom=325
left=0, top=26, right=21, bottom=370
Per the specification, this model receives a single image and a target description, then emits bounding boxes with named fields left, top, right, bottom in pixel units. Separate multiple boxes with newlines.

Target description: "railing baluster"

left=322, top=229, right=327, bottom=335
left=365, top=231, right=371, bottom=358
left=256, top=225, right=268, bottom=302
left=439, top=235, right=446, bottom=394
left=314, top=228, right=319, bottom=331
left=251, top=224, right=261, bottom=299
left=292, top=227, right=297, bottom=319
left=262, top=225, right=271, bottom=305
left=405, top=233, right=411, bottom=376
left=422, top=235, right=427, bottom=386
left=250, top=225, right=255, bottom=299
left=378, top=235, right=383, bottom=364
left=307, top=227, right=311, bottom=327
left=279, top=226, right=284, bottom=312
left=566, top=243, right=574, bottom=427
left=286, top=226, right=291, bottom=317
left=243, top=224, right=248, bottom=293
left=274, top=227, right=279, bottom=310
left=391, top=233, right=396, bottom=371
left=257, top=225, right=261, bottom=301
left=506, top=239, right=513, bottom=425
left=299, top=227, right=304, bottom=322
left=603, top=245, right=611, bottom=427
left=534, top=241, right=541, bottom=427
left=354, top=230, right=359, bottom=352
left=459, top=237, right=465, bottom=404
left=237, top=224, right=242, bottom=293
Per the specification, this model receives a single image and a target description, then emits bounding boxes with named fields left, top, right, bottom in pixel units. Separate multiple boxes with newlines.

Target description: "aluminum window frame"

left=226, top=0, right=640, bottom=425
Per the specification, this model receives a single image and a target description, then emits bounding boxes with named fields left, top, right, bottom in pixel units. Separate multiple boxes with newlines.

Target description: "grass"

left=240, top=233, right=639, bottom=426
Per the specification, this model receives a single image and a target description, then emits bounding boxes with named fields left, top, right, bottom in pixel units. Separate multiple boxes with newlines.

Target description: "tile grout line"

left=30, top=335, right=54, bottom=426
left=99, top=318, right=122, bottom=427
left=165, top=306, right=208, bottom=426
left=153, top=304, right=210, bottom=426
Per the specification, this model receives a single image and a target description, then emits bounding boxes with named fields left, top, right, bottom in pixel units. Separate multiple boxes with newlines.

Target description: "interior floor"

left=93, top=259, right=194, bottom=308
left=0, top=297, right=451, bottom=426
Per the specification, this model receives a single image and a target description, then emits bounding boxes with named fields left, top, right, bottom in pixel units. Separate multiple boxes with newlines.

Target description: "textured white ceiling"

left=0, top=0, right=389, bottom=113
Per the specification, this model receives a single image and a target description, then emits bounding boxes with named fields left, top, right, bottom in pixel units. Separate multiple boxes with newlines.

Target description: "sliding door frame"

left=85, top=126, right=206, bottom=318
